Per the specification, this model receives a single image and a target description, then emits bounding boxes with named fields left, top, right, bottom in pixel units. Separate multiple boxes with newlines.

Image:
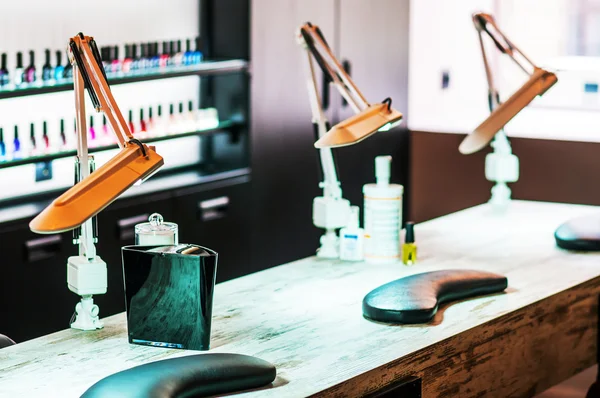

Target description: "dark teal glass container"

left=121, top=244, right=218, bottom=350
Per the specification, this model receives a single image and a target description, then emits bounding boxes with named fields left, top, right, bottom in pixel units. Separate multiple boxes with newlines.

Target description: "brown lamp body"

left=29, top=34, right=164, bottom=234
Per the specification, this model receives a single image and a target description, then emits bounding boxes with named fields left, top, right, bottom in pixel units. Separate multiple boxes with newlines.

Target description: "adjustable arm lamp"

left=460, top=13, right=557, bottom=206
left=297, top=22, right=402, bottom=258
left=29, top=34, right=164, bottom=330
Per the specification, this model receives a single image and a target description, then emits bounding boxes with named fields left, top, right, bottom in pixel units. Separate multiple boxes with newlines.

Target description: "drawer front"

left=0, top=223, right=75, bottom=342
left=173, top=180, right=252, bottom=283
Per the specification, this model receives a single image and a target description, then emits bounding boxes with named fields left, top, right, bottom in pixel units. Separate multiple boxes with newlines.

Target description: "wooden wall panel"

left=410, top=130, right=600, bottom=222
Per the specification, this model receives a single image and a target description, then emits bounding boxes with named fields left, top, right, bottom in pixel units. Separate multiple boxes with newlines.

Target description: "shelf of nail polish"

left=0, top=58, right=247, bottom=100
left=0, top=104, right=240, bottom=169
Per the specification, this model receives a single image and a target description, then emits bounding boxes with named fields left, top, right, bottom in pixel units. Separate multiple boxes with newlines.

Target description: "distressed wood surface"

left=2, top=200, right=600, bottom=397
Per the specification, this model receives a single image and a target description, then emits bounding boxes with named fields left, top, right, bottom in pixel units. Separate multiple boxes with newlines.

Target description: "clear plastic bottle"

left=339, top=206, right=364, bottom=262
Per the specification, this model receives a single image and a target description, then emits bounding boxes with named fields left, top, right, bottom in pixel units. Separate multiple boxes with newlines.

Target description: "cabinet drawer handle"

left=24, top=235, right=62, bottom=262
left=198, top=196, right=229, bottom=221
left=117, top=214, right=149, bottom=241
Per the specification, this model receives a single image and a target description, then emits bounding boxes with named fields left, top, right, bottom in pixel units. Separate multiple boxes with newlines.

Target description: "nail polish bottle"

left=194, top=37, right=203, bottom=63
left=184, top=39, right=192, bottom=66
left=139, top=108, right=147, bottom=137
left=130, top=44, right=139, bottom=73
left=89, top=115, right=96, bottom=144
left=166, top=41, right=173, bottom=66
left=25, top=50, right=36, bottom=84
left=28, top=123, right=37, bottom=156
left=13, top=125, right=22, bottom=160
left=168, top=103, right=176, bottom=134
left=160, top=41, right=169, bottom=69
left=187, top=100, right=196, bottom=131
left=111, top=45, right=120, bottom=74
left=156, top=104, right=164, bottom=135
left=54, top=51, right=65, bottom=82
left=59, top=119, right=67, bottom=151
left=101, top=47, right=110, bottom=73
left=151, top=42, right=160, bottom=69
left=14, top=52, right=24, bottom=86
left=101, top=114, right=111, bottom=144
left=177, top=102, right=185, bottom=134
left=139, top=43, right=147, bottom=70
left=0, top=128, right=6, bottom=161
left=147, top=106, right=155, bottom=136
left=402, top=222, right=417, bottom=266
left=128, top=110, right=135, bottom=134
left=63, top=54, right=73, bottom=80
left=173, top=40, right=183, bottom=66
left=122, top=44, right=132, bottom=74
left=42, top=121, right=49, bottom=152
left=0, top=53, right=9, bottom=87
left=42, top=49, right=53, bottom=82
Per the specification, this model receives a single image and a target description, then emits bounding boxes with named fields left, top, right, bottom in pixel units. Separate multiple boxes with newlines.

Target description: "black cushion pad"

left=81, top=353, right=276, bottom=398
left=0, top=334, right=15, bottom=349
left=363, top=269, right=508, bottom=324
left=555, top=215, right=600, bottom=251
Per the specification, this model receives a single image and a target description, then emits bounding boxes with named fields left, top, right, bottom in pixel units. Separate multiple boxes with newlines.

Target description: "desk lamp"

left=459, top=13, right=557, bottom=206
left=297, top=22, right=402, bottom=258
left=29, top=33, right=164, bottom=330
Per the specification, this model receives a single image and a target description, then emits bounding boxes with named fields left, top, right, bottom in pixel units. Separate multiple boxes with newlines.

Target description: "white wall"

left=408, top=0, right=494, bottom=135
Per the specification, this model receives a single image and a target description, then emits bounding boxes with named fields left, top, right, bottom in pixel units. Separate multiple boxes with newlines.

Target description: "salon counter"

left=1, top=200, right=600, bottom=397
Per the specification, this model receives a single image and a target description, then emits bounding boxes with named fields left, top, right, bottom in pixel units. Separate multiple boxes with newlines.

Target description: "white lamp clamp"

left=462, top=13, right=558, bottom=207
left=297, top=22, right=401, bottom=258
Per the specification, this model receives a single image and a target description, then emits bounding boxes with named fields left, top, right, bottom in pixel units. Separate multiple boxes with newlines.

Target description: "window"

left=409, top=0, right=600, bottom=142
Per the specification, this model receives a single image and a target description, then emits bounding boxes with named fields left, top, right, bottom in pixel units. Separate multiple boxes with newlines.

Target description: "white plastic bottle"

left=339, top=206, right=364, bottom=261
left=363, top=156, right=403, bottom=263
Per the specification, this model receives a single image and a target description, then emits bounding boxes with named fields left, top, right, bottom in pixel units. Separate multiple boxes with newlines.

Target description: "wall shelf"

left=0, top=59, right=248, bottom=100
left=0, top=119, right=243, bottom=170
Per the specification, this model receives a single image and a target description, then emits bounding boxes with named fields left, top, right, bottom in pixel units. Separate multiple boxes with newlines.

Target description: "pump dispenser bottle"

left=363, top=156, right=403, bottom=263
left=339, top=206, right=364, bottom=262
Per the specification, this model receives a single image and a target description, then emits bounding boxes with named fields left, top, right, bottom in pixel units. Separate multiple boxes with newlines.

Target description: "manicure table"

left=1, top=200, right=599, bottom=397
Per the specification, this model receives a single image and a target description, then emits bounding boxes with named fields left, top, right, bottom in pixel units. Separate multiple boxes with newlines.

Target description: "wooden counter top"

left=1, top=200, right=600, bottom=397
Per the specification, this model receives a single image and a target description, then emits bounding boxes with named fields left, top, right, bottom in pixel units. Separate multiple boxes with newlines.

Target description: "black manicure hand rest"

left=81, top=353, right=276, bottom=398
left=555, top=215, right=600, bottom=251
left=363, top=270, right=508, bottom=324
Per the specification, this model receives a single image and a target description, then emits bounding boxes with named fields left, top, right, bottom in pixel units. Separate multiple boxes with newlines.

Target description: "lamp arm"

left=303, top=42, right=342, bottom=200
left=67, top=33, right=138, bottom=259
left=69, top=34, right=134, bottom=149
left=473, top=13, right=541, bottom=112
left=299, top=23, right=369, bottom=113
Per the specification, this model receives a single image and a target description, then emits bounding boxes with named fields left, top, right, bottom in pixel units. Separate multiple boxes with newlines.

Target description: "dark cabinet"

left=0, top=222, right=75, bottom=342
left=172, top=176, right=252, bottom=283
left=251, top=0, right=338, bottom=269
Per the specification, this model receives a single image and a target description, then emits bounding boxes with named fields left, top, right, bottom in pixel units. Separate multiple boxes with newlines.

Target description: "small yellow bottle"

left=402, top=222, right=417, bottom=265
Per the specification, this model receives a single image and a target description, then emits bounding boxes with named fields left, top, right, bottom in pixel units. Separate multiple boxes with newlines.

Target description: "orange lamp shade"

left=459, top=68, right=557, bottom=155
left=30, top=144, right=163, bottom=233
left=314, top=102, right=403, bottom=148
